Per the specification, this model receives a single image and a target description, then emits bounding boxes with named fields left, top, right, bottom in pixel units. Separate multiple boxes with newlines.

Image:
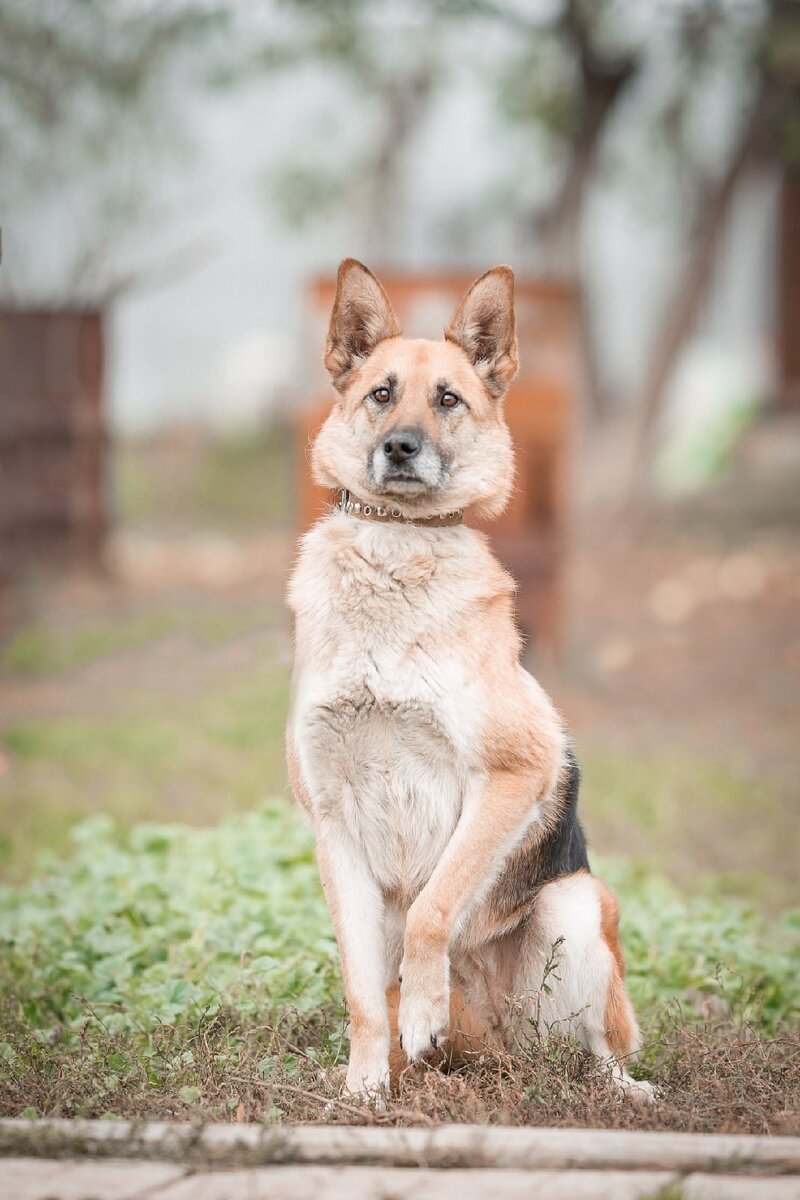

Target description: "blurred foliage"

left=271, top=161, right=353, bottom=231
left=496, top=40, right=578, bottom=147
left=488, top=0, right=777, bottom=235
left=252, top=1, right=442, bottom=251
left=656, top=391, right=762, bottom=493
left=0, top=0, right=232, bottom=298
left=4, top=0, right=797, bottom=298
left=0, top=0, right=224, bottom=133
left=247, top=0, right=796, bottom=250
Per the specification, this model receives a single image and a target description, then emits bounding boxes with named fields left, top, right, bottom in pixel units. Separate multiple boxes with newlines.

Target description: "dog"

left=286, top=258, right=652, bottom=1103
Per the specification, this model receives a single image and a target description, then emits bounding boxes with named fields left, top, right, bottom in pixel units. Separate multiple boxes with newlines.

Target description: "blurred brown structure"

left=294, top=273, right=577, bottom=657
left=0, top=309, right=107, bottom=627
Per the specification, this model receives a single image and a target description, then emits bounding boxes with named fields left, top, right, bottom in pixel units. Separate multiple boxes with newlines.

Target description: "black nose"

left=383, top=428, right=421, bottom=464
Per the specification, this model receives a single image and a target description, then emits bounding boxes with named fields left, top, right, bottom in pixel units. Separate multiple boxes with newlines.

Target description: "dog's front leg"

left=316, top=834, right=390, bottom=1097
left=398, top=767, right=554, bottom=1062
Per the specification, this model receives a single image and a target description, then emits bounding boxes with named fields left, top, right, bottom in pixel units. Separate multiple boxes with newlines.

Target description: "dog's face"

left=311, top=260, right=519, bottom=520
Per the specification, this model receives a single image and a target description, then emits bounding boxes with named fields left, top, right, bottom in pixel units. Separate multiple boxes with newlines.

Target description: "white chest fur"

left=288, top=515, right=492, bottom=902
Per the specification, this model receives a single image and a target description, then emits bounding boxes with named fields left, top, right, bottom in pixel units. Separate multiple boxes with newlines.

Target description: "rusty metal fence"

left=0, top=309, right=107, bottom=623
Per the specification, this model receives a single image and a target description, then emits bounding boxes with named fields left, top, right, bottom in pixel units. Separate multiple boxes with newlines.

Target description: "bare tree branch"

left=629, top=82, right=789, bottom=490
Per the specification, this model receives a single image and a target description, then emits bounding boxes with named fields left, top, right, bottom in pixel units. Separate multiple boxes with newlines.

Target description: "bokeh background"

left=1, top=0, right=798, bottom=913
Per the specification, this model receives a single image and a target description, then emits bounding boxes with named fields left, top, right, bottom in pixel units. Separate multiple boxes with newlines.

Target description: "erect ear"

left=323, top=258, right=401, bottom=391
left=444, top=266, right=518, bottom=398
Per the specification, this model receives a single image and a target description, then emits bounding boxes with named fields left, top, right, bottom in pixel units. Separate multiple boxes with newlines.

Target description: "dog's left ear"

left=324, top=258, right=401, bottom=391
left=445, top=266, right=518, bottom=398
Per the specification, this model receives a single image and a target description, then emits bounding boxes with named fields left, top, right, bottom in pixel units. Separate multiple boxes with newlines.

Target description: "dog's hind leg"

left=511, top=871, right=654, bottom=1104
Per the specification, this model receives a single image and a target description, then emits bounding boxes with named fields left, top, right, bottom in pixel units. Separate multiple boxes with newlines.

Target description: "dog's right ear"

left=445, top=266, right=518, bottom=398
left=324, top=259, right=401, bottom=391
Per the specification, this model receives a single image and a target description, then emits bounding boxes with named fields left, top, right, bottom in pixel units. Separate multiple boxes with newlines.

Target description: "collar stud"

left=337, top=489, right=464, bottom=528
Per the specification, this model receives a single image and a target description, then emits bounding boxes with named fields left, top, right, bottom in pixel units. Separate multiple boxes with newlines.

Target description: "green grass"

left=0, top=804, right=796, bottom=1126
left=0, top=663, right=289, bottom=881
left=580, top=747, right=797, bottom=910
left=0, top=805, right=337, bottom=1036
left=1, top=807, right=796, bottom=1040
left=1, top=592, right=797, bottom=1129
left=1, top=657, right=794, bottom=903
left=0, top=602, right=278, bottom=678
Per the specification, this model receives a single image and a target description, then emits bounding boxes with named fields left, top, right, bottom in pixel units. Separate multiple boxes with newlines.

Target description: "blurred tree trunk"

left=778, top=166, right=800, bottom=410
left=629, top=83, right=784, bottom=488
left=365, top=64, right=436, bottom=263
left=629, top=0, right=800, bottom=492
left=537, top=2, right=639, bottom=425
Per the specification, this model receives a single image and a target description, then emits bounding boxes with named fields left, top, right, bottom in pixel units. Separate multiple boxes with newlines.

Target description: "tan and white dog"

left=287, top=259, right=652, bottom=1103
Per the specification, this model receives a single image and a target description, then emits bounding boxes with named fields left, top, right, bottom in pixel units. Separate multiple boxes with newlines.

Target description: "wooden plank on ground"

left=2, top=1119, right=798, bottom=1176
left=1, top=1156, right=185, bottom=1200
left=4, top=1162, right=800, bottom=1200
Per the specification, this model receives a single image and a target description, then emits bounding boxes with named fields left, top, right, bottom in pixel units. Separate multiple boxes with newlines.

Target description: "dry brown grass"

left=2, top=997, right=797, bottom=1136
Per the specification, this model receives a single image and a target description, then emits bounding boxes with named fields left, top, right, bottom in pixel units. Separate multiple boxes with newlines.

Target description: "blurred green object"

left=655, top=345, right=766, bottom=493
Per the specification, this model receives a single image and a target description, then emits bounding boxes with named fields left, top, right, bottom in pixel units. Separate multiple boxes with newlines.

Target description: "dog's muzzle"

left=370, top=426, right=445, bottom=491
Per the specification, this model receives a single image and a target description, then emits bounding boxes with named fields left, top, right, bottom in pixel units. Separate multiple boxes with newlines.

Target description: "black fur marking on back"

left=484, top=745, right=589, bottom=932
left=538, top=746, right=589, bottom=880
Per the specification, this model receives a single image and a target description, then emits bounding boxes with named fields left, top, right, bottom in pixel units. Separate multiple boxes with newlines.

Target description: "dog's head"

left=311, top=259, right=518, bottom=520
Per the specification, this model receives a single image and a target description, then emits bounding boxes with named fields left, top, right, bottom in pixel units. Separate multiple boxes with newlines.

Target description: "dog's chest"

left=289, top=520, right=486, bottom=899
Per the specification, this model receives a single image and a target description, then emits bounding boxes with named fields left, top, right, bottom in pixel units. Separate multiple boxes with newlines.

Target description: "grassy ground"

left=1, top=620, right=794, bottom=901
left=0, top=630, right=797, bottom=1132
left=0, top=803, right=797, bottom=1132
left=0, top=427, right=798, bottom=1132
left=0, top=634, right=288, bottom=882
left=0, top=600, right=278, bottom=680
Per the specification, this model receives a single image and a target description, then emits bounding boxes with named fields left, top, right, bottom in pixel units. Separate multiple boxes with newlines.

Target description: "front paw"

left=397, top=957, right=450, bottom=1063
left=615, top=1073, right=658, bottom=1107
left=344, top=1053, right=389, bottom=1100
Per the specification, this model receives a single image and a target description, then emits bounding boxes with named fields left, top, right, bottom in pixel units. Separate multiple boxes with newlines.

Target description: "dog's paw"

left=343, top=1054, right=389, bottom=1102
left=397, top=963, right=450, bottom=1063
left=616, top=1072, right=657, bottom=1107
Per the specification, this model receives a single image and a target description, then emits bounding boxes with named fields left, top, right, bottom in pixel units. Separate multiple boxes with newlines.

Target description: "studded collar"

left=336, top=489, right=464, bottom=528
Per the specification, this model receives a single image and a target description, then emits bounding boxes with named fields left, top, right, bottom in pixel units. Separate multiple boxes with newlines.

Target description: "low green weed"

left=0, top=805, right=796, bottom=1126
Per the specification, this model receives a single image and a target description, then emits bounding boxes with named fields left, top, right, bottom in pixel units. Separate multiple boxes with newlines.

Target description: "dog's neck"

left=336, top=489, right=464, bottom=529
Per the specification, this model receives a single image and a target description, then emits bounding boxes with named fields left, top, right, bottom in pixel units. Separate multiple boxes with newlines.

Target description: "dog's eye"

left=372, top=387, right=391, bottom=404
left=440, top=391, right=461, bottom=409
